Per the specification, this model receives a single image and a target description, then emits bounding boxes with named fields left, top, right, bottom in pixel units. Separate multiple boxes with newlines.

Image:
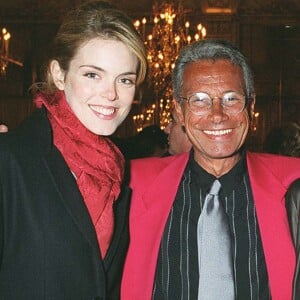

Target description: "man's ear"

left=249, top=95, right=256, bottom=120
left=174, top=100, right=185, bottom=125
left=50, top=60, right=65, bottom=90
left=251, top=95, right=256, bottom=113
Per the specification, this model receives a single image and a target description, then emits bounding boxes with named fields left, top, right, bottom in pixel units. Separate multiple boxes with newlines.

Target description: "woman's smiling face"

left=51, top=38, right=139, bottom=135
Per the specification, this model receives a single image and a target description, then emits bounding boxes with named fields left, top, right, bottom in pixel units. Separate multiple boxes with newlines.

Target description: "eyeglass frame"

left=179, top=91, right=252, bottom=116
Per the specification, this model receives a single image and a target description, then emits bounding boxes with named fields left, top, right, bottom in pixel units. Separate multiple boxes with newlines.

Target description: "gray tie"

left=197, top=179, right=235, bottom=300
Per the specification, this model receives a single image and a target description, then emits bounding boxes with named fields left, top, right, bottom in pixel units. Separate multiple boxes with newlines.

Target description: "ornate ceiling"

left=1, top=0, right=300, bottom=23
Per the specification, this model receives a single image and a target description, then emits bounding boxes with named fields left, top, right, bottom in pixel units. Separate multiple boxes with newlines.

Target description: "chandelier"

left=0, top=28, right=11, bottom=76
left=133, top=2, right=207, bottom=132
left=0, top=27, right=23, bottom=76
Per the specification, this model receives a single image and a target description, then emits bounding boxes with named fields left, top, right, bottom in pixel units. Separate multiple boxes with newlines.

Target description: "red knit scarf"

left=35, top=91, right=125, bottom=258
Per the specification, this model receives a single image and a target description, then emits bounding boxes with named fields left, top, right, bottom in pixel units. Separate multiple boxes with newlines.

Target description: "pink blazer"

left=121, top=152, right=300, bottom=300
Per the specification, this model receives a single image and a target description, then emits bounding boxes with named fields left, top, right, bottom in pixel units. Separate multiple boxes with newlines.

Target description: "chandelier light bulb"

left=134, top=20, right=140, bottom=28
left=158, top=53, right=164, bottom=60
left=4, top=33, right=11, bottom=41
left=197, top=23, right=202, bottom=31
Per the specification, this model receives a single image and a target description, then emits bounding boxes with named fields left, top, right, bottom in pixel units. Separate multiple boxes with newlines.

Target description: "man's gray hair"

left=172, top=39, right=255, bottom=103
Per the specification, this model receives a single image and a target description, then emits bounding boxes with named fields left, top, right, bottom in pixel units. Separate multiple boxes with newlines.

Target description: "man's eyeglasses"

left=180, top=91, right=247, bottom=116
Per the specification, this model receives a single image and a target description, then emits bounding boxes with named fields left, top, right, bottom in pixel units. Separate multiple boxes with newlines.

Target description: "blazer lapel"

left=130, top=154, right=189, bottom=297
left=247, top=152, right=295, bottom=300
left=142, top=153, right=189, bottom=213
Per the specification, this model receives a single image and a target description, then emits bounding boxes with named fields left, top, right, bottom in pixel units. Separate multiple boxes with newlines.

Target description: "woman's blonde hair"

left=36, top=0, right=147, bottom=94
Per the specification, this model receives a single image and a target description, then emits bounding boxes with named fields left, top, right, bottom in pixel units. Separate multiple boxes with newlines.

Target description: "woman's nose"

left=102, top=82, right=118, bottom=101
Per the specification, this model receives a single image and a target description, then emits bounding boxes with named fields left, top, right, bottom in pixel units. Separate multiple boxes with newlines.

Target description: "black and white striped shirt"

left=153, top=152, right=270, bottom=300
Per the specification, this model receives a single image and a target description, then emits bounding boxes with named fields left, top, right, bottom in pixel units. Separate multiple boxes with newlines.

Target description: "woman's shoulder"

left=0, top=108, right=51, bottom=158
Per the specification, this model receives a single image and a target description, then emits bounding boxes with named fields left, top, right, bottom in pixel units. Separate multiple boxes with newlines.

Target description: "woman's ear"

left=50, top=60, right=65, bottom=90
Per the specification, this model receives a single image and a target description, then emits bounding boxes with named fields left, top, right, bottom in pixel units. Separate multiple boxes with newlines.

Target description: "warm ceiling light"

left=205, top=8, right=233, bottom=14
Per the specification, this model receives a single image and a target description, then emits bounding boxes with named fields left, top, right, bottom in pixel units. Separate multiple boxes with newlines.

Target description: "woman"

left=0, top=1, right=146, bottom=299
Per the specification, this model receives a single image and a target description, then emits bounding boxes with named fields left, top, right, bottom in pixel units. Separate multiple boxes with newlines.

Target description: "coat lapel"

left=104, top=185, right=131, bottom=268
left=43, top=146, right=100, bottom=253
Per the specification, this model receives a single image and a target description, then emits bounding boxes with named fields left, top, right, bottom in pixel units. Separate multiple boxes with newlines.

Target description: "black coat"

left=0, top=108, right=130, bottom=300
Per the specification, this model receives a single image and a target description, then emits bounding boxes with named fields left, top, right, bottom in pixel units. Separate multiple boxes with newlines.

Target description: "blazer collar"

left=141, top=153, right=189, bottom=213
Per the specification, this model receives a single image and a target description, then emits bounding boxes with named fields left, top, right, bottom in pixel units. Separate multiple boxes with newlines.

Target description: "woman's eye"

left=85, top=72, right=99, bottom=79
left=120, top=78, right=136, bottom=86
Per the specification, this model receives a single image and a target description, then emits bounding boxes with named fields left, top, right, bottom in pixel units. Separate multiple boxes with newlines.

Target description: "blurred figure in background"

left=164, top=107, right=192, bottom=155
left=0, top=124, right=8, bottom=133
left=113, top=125, right=168, bottom=159
left=264, top=122, right=300, bottom=157
left=134, top=125, right=168, bottom=158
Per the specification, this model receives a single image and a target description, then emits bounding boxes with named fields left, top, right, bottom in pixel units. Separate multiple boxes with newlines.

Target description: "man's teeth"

left=90, top=105, right=115, bottom=115
left=203, top=129, right=232, bottom=136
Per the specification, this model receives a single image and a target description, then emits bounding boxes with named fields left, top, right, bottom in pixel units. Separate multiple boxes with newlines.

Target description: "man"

left=164, top=107, right=192, bottom=155
left=122, top=40, right=300, bottom=300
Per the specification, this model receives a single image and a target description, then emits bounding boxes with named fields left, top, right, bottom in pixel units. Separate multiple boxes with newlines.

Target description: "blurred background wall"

left=0, top=0, right=299, bottom=151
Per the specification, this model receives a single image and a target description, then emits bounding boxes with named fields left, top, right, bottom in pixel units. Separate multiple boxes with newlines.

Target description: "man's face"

left=175, top=60, right=254, bottom=167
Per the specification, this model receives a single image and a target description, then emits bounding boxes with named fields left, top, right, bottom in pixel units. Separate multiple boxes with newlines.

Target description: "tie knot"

left=209, top=179, right=221, bottom=196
